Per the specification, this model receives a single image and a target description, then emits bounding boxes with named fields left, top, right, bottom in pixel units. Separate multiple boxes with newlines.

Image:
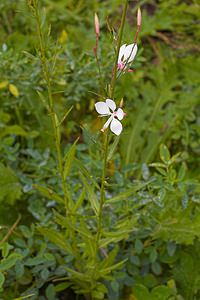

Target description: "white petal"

left=116, top=108, right=124, bottom=120
left=106, top=99, right=116, bottom=112
left=110, top=118, right=122, bottom=136
left=118, top=44, right=126, bottom=63
left=103, top=115, right=113, bottom=130
left=95, top=102, right=110, bottom=115
left=123, top=43, right=138, bottom=63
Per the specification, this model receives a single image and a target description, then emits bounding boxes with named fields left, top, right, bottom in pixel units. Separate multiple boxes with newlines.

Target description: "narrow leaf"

left=63, top=137, right=79, bottom=179
left=38, top=227, right=73, bottom=254
left=107, top=136, right=120, bottom=161
left=33, top=184, right=64, bottom=204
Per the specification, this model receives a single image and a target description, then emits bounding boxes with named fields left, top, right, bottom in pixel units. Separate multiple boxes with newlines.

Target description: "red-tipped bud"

left=137, top=8, right=142, bottom=27
left=94, top=13, right=100, bottom=35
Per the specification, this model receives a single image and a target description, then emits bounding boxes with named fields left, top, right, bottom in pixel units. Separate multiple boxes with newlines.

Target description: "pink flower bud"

left=94, top=13, right=100, bottom=35
left=137, top=8, right=142, bottom=27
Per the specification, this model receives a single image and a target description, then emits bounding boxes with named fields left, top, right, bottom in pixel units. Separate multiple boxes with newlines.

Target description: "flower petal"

left=103, top=115, right=113, bottom=130
left=118, top=44, right=126, bottom=63
left=106, top=99, right=116, bottom=112
left=116, top=108, right=124, bottom=120
left=123, top=43, right=138, bottom=63
left=95, top=102, right=110, bottom=115
left=110, top=118, right=122, bottom=135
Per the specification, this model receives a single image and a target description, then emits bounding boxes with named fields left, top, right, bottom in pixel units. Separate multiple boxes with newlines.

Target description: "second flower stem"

left=96, top=0, right=129, bottom=248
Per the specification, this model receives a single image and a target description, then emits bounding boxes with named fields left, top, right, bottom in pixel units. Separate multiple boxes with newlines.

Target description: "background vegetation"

left=0, top=0, right=199, bottom=299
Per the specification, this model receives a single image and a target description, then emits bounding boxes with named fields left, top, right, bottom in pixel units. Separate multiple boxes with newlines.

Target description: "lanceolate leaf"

left=63, top=137, right=79, bottom=179
left=33, top=184, right=64, bottom=204
left=38, top=227, right=73, bottom=254
left=80, top=174, right=99, bottom=216
left=107, top=179, right=154, bottom=203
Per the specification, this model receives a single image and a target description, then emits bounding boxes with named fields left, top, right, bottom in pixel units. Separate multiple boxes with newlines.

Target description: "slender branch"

left=0, top=215, right=21, bottom=244
left=32, top=0, right=69, bottom=214
left=96, top=0, right=129, bottom=249
left=110, top=0, right=129, bottom=99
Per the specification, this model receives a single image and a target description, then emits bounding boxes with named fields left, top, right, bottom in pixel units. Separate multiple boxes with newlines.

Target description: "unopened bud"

left=94, top=13, right=100, bottom=35
left=120, top=98, right=124, bottom=108
left=137, top=8, right=142, bottom=27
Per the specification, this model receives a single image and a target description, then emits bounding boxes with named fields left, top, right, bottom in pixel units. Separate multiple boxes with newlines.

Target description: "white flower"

left=118, top=43, right=138, bottom=71
left=95, top=99, right=125, bottom=136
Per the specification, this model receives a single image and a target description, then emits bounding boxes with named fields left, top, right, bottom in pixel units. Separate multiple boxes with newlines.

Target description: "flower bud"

left=94, top=13, right=100, bottom=35
left=137, top=8, right=142, bottom=27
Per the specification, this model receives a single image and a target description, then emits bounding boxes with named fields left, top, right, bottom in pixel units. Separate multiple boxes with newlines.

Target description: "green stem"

left=110, top=0, right=129, bottom=99
left=33, top=0, right=69, bottom=214
left=96, top=132, right=109, bottom=244
left=96, top=0, right=129, bottom=249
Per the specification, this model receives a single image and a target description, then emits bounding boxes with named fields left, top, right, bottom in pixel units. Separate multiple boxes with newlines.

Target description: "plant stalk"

left=33, top=0, right=69, bottom=214
left=96, top=0, right=129, bottom=248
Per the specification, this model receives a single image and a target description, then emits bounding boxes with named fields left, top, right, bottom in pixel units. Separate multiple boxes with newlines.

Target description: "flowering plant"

left=95, top=99, right=125, bottom=135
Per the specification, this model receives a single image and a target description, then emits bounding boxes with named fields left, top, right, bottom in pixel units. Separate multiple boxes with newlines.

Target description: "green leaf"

left=33, top=184, right=64, bottom=204
left=0, top=253, right=22, bottom=271
left=37, top=90, right=48, bottom=109
left=160, top=144, right=170, bottom=163
left=107, top=180, right=154, bottom=203
left=2, top=242, right=9, bottom=258
left=135, top=239, right=144, bottom=254
left=0, top=163, right=22, bottom=205
left=59, top=105, right=73, bottom=126
left=19, top=225, right=32, bottom=238
left=46, top=284, right=56, bottom=300
left=15, top=261, right=24, bottom=278
left=64, top=137, right=79, bottom=179
left=151, top=261, right=162, bottom=275
left=149, top=248, right=157, bottom=263
left=99, top=259, right=127, bottom=276
left=153, top=207, right=200, bottom=244
left=13, top=294, right=35, bottom=300
left=99, top=247, right=119, bottom=270
left=72, top=188, right=86, bottom=213
left=38, top=227, right=73, bottom=254
left=172, top=246, right=200, bottom=299
left=0, top=125, right=27, bottom=137
left=92, top=290, right=105, bottom=299
left=55, top=282, right=72, bottom=292
left=41, top=268, right=49, bottom=280
left=167, top=242, right=176, bottom=257
left=152, top=285, right=172, bottom=300
left=107, top=136, right=120, bottom=161
left=178, top=163, right=187, bottom=181
left=25, top=256, right=46, bottom=266
left=80, top=174, right=99, bottom=215
left=75, top=158, right=100, bottom=190
left=132, top=284, right=150, bottom=300
left=0, top=272, right=5, bottom=289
